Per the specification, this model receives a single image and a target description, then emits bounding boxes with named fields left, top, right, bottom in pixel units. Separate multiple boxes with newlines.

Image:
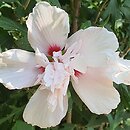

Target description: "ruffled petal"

left=71, top=67, right=120, bottom=114
left=108, top=55, right=130, bottom=85
left=35, top=48, right=49, bottom=67
left=0, top=49, right=38, bottom=89
left=27, top=1, right=69, bottom=54
left=62, top=41, right=87, bottom=73
left=66, top=27, right=119, bottom=71
left=23, top=88, right=68, bottom=128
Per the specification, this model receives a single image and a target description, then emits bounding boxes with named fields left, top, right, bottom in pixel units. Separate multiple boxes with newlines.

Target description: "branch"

left=120, top=48, right=130, bottom=58
left=71, top=0, right=81, bottom=33
left=94, top=0, right=109, bottom=25
left=66, top=111, right=72, bottom=123
left=66, top=0, right=81, bottom=123
left=23, top=0, right=31, bottom=10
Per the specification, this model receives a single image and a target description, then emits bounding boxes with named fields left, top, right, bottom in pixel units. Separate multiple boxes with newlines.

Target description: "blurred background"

left=0, top=0, right=130, bottom=130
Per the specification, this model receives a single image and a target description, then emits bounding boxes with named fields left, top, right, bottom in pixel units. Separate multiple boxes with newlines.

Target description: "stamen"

left=48, top=44, right=61, bottom=56
left=38, top=66, right=45, bottom=74
left=74, top=69, right=82, bottom=77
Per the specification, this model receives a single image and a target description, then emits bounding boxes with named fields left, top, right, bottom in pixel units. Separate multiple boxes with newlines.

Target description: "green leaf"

left=0, top=106, right=23, bottom=125
left=125, top=118, right=130, bottom=126
left=0, top=113, right=15, bottom=125
left=123, top=0, right=130, bottom=8
left=121, top=6, right=130, bottom=20
left=0, top=16, right=26, bottom=33
left=15, top=33, right=33, bottom=51
left=87, top=128, right=94, bottom=130
left=0, top=29, right=13, bottom=51
left=0, top=16, right=33, bottom=51
left=80, top=20, right=91, bottom=29
left=60, top=124, right=75, bottom=130
left=0, top=0, right=18, bottom=2
left=47, top=0, right=61, bottom=7
left=103, top=0, right=122, bottom=20
left=12, top=120, right=35, bottom=130
left=87, top=114, right=107, bottom=128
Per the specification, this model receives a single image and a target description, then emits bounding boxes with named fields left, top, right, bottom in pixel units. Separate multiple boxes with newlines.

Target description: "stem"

left=99, top=123, right=105, bottom=130
left=94, top=0, right=109, bottom=25
left=120, top=48, right=130, bottom=58
left=67, top=0, right=81, bottom=123
left=71, top=0, right=81, bottom=33
left=66, top=111, right=72, bottom=123
left=23, top=0, right=31, bottom=10
left=66, top=89, right=73, bottom=123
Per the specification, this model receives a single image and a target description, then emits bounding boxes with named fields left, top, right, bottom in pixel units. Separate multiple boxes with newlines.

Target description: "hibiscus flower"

left=0, top=1, right=130, bottom=128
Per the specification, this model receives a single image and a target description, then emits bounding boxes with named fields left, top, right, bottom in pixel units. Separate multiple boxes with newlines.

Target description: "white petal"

left=67, top=27, right=119, bottom=69
left=43, top=61, right=70, bottom=94
left=27, top=1, right=69, bottom=54
left=35, top=48, right=49, bottom=67
left=23, top=88, right=68, bottom=128
left=71, top=67, right=120, bottom=114
left=70, top=54, right=87, bottom=73
left=109, top=56, right=130, bottom=85
left=1, top=49, right=36, bottom=65
left=62, top=41, right=87, bottom=73
left=44, top=63, right=55, bottom=88
left=0, top=49, right=38, bottom=89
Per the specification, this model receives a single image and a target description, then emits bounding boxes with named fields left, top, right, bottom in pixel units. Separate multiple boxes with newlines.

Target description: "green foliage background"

left=0, top=0, right=130, bottom=130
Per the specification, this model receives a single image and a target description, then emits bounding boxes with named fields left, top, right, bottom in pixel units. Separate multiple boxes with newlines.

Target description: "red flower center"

left=38, top=66, right=45, bottom=74
left=48, top=44, right=61, bottom=56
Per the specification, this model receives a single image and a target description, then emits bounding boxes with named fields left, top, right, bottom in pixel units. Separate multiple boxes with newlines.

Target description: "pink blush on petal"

left=48, top=45, right=61, bottom=56
left=74, top=69, right=82, bottom=77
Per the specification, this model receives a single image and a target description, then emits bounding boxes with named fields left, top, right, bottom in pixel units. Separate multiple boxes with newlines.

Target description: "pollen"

left=48, top=44, right=61, bottom=56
